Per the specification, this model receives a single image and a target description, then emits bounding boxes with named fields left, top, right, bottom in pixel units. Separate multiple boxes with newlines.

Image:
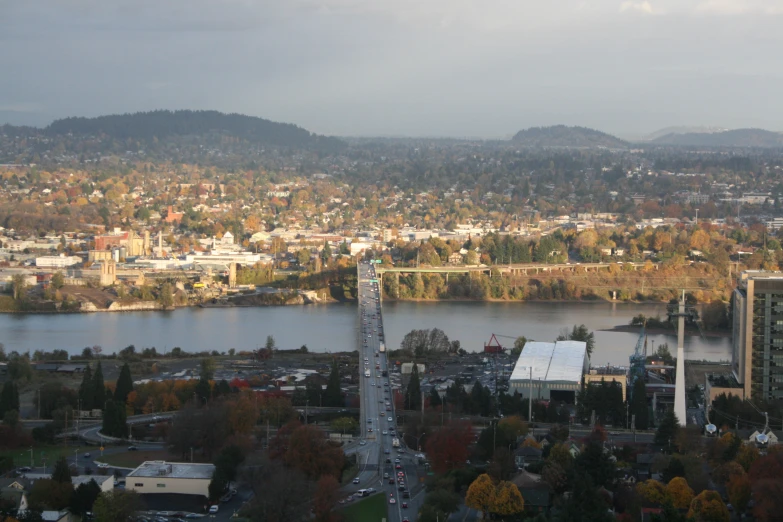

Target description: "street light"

left=415, top=432, right=426, bottom=452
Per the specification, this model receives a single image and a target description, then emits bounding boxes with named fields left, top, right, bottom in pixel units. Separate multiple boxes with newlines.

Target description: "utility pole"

left=632, top=414, right=636, bottom=442
left=528, top=366, right=533, bottom=423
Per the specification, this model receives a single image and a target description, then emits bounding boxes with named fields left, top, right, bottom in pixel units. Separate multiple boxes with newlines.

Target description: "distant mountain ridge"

left=642, top=126, right=727, bottom=141
left=651, top=128, right=783, bottom=148
left=45, top=110, right=346, bottom=151
left=511, top=125, right=628, bottom=148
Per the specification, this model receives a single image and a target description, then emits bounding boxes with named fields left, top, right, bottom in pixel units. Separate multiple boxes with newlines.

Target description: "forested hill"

left=511, top=125, right=628, bottom=149
left=45, top=110, right=346, bottom=151
left=651, top=128, right=783, bottom=148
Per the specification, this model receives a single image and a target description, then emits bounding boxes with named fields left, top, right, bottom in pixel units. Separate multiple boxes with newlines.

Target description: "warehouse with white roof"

left=126, top=461, right=214, bottom=497
left=509, top=341, right=589, bottom=403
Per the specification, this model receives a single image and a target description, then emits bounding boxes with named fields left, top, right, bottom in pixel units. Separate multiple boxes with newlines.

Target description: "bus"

left=392, top=438, right=400, bottom=448
left=379, top=342, right=386, bottom=353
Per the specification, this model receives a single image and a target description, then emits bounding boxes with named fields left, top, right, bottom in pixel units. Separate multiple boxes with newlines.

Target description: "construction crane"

left=629, top=320, right=647, bottom=399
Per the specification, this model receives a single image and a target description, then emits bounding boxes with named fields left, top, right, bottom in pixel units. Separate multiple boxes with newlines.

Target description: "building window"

left=157, top=484, right=166, bottom=488
left=135, top=483, right=143, bottom=487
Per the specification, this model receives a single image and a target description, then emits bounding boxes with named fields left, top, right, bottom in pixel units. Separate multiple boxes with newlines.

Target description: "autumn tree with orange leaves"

left=687, top=490, right=729, bottom=522
left=666, top=477, right=694, bottom=510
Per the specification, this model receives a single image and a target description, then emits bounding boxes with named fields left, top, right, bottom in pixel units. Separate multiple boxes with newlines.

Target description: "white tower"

left=673, top=290, right=687, bottom=427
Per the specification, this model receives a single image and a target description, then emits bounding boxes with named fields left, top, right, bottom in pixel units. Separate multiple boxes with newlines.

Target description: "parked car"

left=209, top=505, right=219, bottom=514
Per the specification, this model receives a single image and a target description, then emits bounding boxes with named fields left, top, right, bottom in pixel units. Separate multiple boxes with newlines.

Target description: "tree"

left=114, top=363, right=133, bottom=404
left=575, top=440, right=616, bottom=489
left=498, top=415, right=528, bottom=440
left=92, top=490, right=143, bottom=522
left=323, top=360, right=343, bottom=407
left=666, top=477, right=694, bottom=510
left=687, top=490, right=729, bottom=522
left=0, top=381, right=19, bottom=418
left=655, top=408, right=679, bottom=448
left=296, top=248, right=311, bottom=267
left=93, top=361, right=106, bottom=410
left=208, top=467, right=229, bottom=500
left=214, top=444, right=246, bottom=483
left=102, top=400, right=128, bottom=438
left=320, top=241, right=332, bottom=266
left=282, top=424, right=344, bottom=479
left=331, top=417, right=357, bottom=436
left=726, top=473, right=750, bottom=513
left=466, top=474, right=495, bottom=513
left=405, top=363, right=422, bottom=411
left=511, top=336, right=527, bottom=358
left=425, top=421, right=473, bottom=473
left=52, top=457, right=71, bottom=483
left=11, top=274, right=27, bottom=301
left=70, top=479, right=102, bottom=517
left=265, top=336, right=276, bottom=352
left=78, top=364, right=94, bottom=411
left=51, top=271, right=65, bottom=290
left=637, top=479, right=668, bottom=505
left=200, top=357, right=216, bottom=381
left=241, top=454, right=312, bottom=522
left=158, top=282, right=174, bottom=308
left=313, top=475, right=340, bottom=522
left=429, top=387, right=442, bottom=407
left=491, top=481, right=525, bottom=517
left=28, top=478, right=73, bottom=511
left=556, top=324, right=595, bottom=358
left=631, top=378, right=649, bottom=430
left=662, top=456, right=686, bottom=483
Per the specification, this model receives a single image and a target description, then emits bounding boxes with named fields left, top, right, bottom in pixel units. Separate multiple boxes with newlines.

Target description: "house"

left=0, top=478, right=30, bottom=514
left=514, top=446, right=543, bottom=469
left=41, top=510, right=75, bottom=522
left=448, top=252, right=463, bottom=265
left=511, top=470, right=551, bottom=514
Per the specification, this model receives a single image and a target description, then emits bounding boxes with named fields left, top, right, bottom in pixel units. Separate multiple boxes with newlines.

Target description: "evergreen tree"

left=324, top=359, right=343, bottom=407
left=429, top=387, right=442, bottom=407
left=655, top=408, right=679, bottom=448
left=215, top=379, right=231, bottom=397
left=93, top=361, right=106, bottom=410
left=405, top=363, right=422, bottom=411
left=70, top=479, right=102, bottom=517
left=321, top=241, right=332, bottom=265
left=114, top=363, right=134, bottom=404
left=52, top=457, right=72, bottom=483
left=102, top=400, right=128, bottom=438
left=195, top=378, right=212, bottom=404
left=78, top=365, right=94, bottom=411
left=631, top=378, right=649, bottom=430
left=0, top=381, right=18, bottom=418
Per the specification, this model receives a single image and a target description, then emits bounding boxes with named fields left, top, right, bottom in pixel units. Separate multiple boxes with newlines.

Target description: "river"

left=0, top=301, right=731, bottom=365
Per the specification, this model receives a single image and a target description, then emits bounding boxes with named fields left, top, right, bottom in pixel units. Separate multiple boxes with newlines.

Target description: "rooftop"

left=510, top=341, right=587, bottom=384
left=127, top=461, right=215, bottom=480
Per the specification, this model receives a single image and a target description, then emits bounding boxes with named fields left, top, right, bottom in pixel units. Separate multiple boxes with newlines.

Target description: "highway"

left=352, top=262, right=421, bottom=522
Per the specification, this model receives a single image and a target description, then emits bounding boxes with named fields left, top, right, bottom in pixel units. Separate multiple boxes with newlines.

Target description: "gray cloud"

left=1, top=0, right=782, bottom=137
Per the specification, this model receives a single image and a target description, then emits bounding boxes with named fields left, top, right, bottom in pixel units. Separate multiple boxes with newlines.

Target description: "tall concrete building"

left=733, top=271, right=783, bottom=401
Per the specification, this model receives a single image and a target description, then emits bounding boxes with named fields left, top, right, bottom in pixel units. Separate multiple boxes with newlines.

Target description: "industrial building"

left=584, top=366, right=628, bottom=401
left=509, top=341, right=589, bottom=403
left=126, top=461, right=214, bottom=497
left=732, top=271, right=783, bottom=400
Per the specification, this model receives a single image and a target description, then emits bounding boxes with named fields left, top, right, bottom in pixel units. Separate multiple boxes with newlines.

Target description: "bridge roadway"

left=375, top=261, right=654, bottom=277
left=353, top=262, right=421, bottom=522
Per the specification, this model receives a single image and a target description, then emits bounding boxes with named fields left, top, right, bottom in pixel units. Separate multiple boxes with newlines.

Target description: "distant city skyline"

left=2, top=0, right=782, bottom=138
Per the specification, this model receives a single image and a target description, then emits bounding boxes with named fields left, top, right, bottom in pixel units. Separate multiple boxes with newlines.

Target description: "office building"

left=733, top=271, right=783, bottom=400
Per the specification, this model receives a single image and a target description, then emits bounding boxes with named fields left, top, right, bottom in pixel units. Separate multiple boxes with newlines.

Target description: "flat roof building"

left=509, top=341, right=589, bottom=403
left=127, top=461, right=214, bottom=498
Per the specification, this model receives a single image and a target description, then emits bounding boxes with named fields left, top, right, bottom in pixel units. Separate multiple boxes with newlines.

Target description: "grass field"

left=0, top=445, right=84, bottom=469
left=341, top=493, right=388, bottom=522
left=97, top=449, right=172, bottom=468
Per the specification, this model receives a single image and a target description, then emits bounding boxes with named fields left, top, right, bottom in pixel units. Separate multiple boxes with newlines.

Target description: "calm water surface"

left=0, top=301, right=731, bottom=365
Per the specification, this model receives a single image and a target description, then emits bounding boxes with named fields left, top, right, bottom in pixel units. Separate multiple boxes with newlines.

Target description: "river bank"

left=603, top=324, right=732, bottom=338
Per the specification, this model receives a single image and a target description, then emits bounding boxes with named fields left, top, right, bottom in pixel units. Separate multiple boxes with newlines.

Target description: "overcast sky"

left=1, top=0, right=782, bottom=138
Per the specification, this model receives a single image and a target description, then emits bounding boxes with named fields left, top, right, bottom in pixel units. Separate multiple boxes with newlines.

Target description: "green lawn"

left=0, top=445, right=84, bottom=469
left=341, top=493, right=389, bottom=522
left=97, top=449, right=172, bottom=468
